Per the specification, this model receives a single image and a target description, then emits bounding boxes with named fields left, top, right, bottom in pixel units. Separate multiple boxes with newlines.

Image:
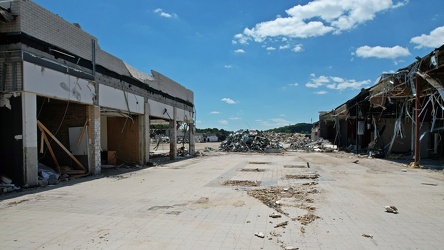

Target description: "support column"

left=143, top=102, right=150, bottom=164
left=88, top=105, right=101, bottom=175
left=189, top=122, right=195, bottom=156
left=22, top=92, right=38, bottom=187
left=169, top=107, right=177, bottom=160
left=414, top=77, right=421, bottom=166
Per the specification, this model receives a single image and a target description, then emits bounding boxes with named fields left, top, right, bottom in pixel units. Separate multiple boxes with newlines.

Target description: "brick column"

left=88, top=105, right=101, bottom=175
left=142, top=102, right=150, bottom=164
left=169, top=107, right=177, bottom=160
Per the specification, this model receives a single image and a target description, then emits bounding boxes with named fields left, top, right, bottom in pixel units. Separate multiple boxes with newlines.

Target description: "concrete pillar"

left=22, top=92, right=38, bottom=187
left=142, top=102, right=150, bottom=164
left=189, top=122, right=195, bottom=156
left=169, top=107, right=177, bottom=160
left=88, top=105, right=101, bottom=175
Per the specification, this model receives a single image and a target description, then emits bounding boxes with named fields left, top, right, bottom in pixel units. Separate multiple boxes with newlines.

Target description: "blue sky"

left=34, top=0, right=444, bottom=131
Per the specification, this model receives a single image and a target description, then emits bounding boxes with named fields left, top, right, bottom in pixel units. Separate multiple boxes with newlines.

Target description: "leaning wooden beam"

left=37, top=120, right=86, bottom=171
left=77, top=119, right=88, bottom=146
left=41, top=131, right=61, bottom=174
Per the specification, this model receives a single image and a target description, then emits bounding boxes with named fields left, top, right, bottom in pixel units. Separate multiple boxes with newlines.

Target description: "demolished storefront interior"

left=0, top=1, right=195, bottom=190
left=319, top=44, right=444, bottom=164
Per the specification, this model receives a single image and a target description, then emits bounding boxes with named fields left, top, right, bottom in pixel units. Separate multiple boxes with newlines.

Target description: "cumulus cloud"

left=410, top=26, right=444, bottom=49
left=315, top=91, right=328, bottom=95
left=234, top=49, right=245, bottom=53
left=266, top=47, right=276, bottom=51
left=288, top=83, right=299, bottom=87
left=306, top=74, right=371, bottom=91
left=233, top=0, right=407, bottom=43
left=355, top=45, right=410, bottom=59
left=219, top=120, right=228, bottom=125
left=224, top=65, right=233, bottom=68
left=153, top=8, right=176, bottom=18
left=258, top=118, right=291, bottom=128
left=210, top=111, right=220, bottom=114
left=221, top=98, right=237, bottom=104
left=279, top=44, right=291, bottom=50
left=292, top=44, right=303, bottom=52
left=305, top=75, right=330, bottom=88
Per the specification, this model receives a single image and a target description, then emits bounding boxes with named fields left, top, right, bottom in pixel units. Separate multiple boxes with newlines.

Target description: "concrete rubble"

left=219, top=129, right=336, bottom=152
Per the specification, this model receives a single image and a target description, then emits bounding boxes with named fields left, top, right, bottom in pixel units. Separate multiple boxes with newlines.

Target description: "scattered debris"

left=274, top=221, right=288, bottom=228
left=269, top=212, right=282, bottom=218
left=284, top=165, right=306, bottom=168
left=300, top=226, right=306, bottom=233
left=293, top=214, right=320, bottom=225
left=302, top=181, right=318, bottom=186
left=286, top=173, right=319, bottom=179
left=222, top=180, right=260, bottom=187
left=384, top=205, right=398, bottom=214
left=421, top=182, right=438, bottom=186
left=284, top=246, right=299, bottom=250
left=254, top=232, right=265, bottom=238
left=401, top=169, right=407, bottom=172
left=362, top=233, right=374, bottom=239
left=352, top=160, right=359, bottom=164
left=240, top=168, right=266, bottom=172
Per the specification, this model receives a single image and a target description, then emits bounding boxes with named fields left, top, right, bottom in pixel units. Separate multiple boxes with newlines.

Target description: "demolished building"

left=0, top=1, right=195, bottom=188
left=318, top=44, right=444, bottom=163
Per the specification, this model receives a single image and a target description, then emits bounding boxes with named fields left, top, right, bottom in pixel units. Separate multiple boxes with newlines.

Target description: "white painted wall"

left=23, top=62, right=95, bottom=105
left=99, top=84, right=144, bottom=114
left=148, top=99, right=193, bottom=122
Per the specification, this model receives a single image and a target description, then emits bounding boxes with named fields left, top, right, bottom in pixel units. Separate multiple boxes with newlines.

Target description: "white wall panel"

left=23, top=62, right=95, bottom=105
left=148, top=99, right=193, bottom=122
left=99, top=84, right=144, bottom=114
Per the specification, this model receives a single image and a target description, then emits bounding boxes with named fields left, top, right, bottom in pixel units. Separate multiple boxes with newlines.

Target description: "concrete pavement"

left=0, top=151, right=443, bottom=249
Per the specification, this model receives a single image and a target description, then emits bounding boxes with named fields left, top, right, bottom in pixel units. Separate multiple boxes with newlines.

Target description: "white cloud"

left=355, top=45, right=410, bottom=59
left=210, top=111, right=220, bottom=114
left=306, top=74, right=371, bottom=91
left=219, top=120, right=228, bottom=125
left=224, top=65, right=233, bottom=68
left=410, top=26, right=444, bottom=49
left=153, top=8, right=176, bottom=18
left=288, top=83, right=299, bottom=87
left=258, top=118, right=292, bottom=128
left=229, top=117, right=241, bottom=120
left=315, top=91, right=328, bottom=95
left=221, top=98, right=237, bottom=104
left=234, top=0, right=406, bottom=43
left=234, top=49, right=245, bottom=54
left=279, top=44, right=290, bottom=50
left=292, top=44, right=303, bottom=52
left=266, top=47, right=276, bottom=51
left=305, top=75, right=330, bottom=88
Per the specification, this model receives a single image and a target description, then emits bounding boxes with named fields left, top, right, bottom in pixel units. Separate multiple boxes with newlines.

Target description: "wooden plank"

left=37, top=120, right=86, bottom=171
left=40, top=131, right=44, bottom=154
left=77, top=119, right=88, bottom=146
left=41, top=131, right=61, bottom=174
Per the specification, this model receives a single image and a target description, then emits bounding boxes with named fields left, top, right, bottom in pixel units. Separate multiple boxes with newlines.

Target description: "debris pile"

left=289, top=138, right=337, bottom=152
left=219, top=130, right=281, bottom=152
left=219, top=129, right=336, bottom=152
left=1, top=175, right=20, bottom=193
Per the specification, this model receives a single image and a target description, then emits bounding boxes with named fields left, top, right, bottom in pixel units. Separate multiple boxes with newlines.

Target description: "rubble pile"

left=1, top=175, right=20, bottom=193
left=219, top=130, right=280, bottom=152
left=289, top=138, right=337, bottom=152
left=219, top=129, right=336, bottom=152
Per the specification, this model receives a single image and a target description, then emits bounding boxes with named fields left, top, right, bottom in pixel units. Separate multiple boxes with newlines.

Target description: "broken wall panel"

left=106, top=116, right=140, bottom=164
left=23, top=62, right=95, bottom=104
left=99, top=84, right=144, bottom=115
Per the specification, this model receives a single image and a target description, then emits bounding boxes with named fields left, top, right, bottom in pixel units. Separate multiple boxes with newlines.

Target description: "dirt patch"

left=286, top=173, right=319, bottom=179
left=247, top=183, right=320, bottom=224
left=222, top=180, right=261, bottom=187
left=240, top=168, right=267, bottom=172
left=248, top=162, right=270, bottom=164
left=284, top=165, right=306, bottom=168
